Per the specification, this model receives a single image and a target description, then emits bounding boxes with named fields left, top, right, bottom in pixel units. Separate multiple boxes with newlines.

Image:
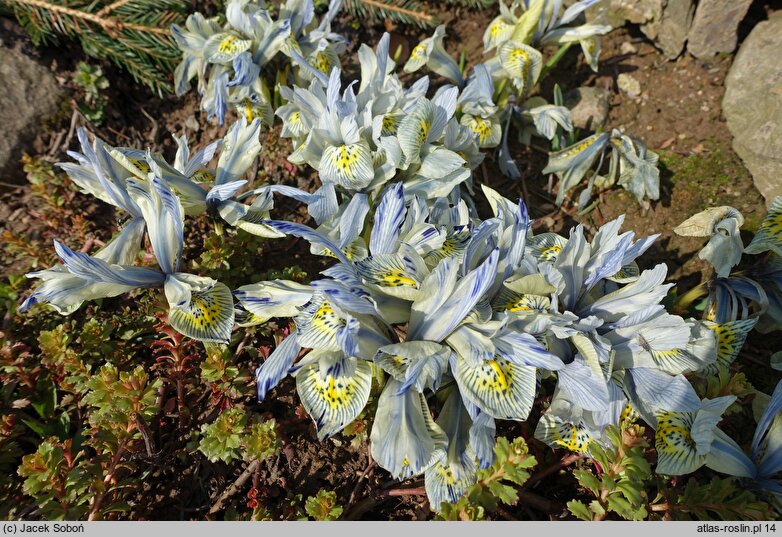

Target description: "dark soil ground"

left=1, top=0, right=781, bottom=521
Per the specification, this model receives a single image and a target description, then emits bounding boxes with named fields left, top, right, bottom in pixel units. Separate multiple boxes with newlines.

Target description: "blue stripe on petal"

left=256, top=329, right=302, bottom=401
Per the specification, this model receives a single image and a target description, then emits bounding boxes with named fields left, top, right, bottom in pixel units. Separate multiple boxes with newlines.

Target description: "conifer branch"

left=1, top=0, right=185, bottom=95
left=344, top=0, right=439, bottom=28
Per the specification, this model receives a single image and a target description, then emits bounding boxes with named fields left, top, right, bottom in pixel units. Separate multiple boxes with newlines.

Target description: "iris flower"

left=23, top=169, right=235, bottom=343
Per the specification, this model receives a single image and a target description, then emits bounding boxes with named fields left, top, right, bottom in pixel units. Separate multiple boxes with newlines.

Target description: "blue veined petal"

left=706, top=427, right=758, bottom=478
left=203, top=32, right=252, bottom=64
left=288, top=47, right=329, bottom=86
left=627, top=368, right=700, bottom=414
left=253, top=184, right=338, bottom=225
left=587, top=263, right=672, bottom=318
left=690, top=397, right=736, bottom=455
left=584, top=232, right=633, bottom=290
left=415, top=257, right=464, bottom=329
left=426, top=26, right=464, bottom=86
left=494, top=331, right=563, bottom=370
left=355, top=248, right=428, bottom=301
left=233, top=280, right=313, bottom=320
left=338, top=194, right=369, bottom=250
left=213, top=71, right=230, bottom=126
left=431, top=85, right=459, bottom=139
left=396, top=347, right=450, bottom=394
left=452, top=352, right=536, bottom=421
left=699, top=318, right=758, bottom=376
left=412, top=248, right=499, bottom=342
left=227, top=51, right=260, bottom=88
left=370, top=182, right=406, bottom=255
left=319, top=142, right=375, bottom=190
left=461, top=219, right=499, bottom=275
left=53, top=241, right=132, bottom=286
left=655, top=411, right=704, bottom=475
left=254, top=18, right=292, bottom=66
left=528, top=232, right=568, bottom=263
left=263, top=220, right=351, bottom=264
left=557, top=357, right=609, bottom=411
left=559, top=0, right=602, bottom=25
left=498, top=110, right=521, bottom=179
left=459, top=64, right=496, bottom=116
left=256, top=328, right=302, bottom=401
left=93, top=217, right=147, bottom=266
left=296, top=352, right=372, bottom=440
left=745, top=197, right=782, bottom=256
left=377, top=342, right=449, bottom=394
left=374, top=341, right=448, bottom=391
left=402, top=224, right=446, bottom=259
left=20, top=253, right=163, bottom=315
left=753, top=379, right=782, bottom=471
left=52, top=241, right=162, bottom=287
left=446, top=324, right=497, bottom=368
left=181, top=139, right=221, bottom=178
left=370, top=379, right=448, bottom=479
left=543, top=132, right=610, bottom=205
left=125, top=174, right=180, bottom=274
left=425, top=389, right=477, bottom=509
left=468, top=409, right=496, bottom=469
left=215, top=117, right=262, bottom=186
left=554, top=225, right=589, bottom=312
left=217, top=199, right=283, bottom=238
left=294, top=294, right=345, bottom=351
left=163, top=273, right=235, bottom=343
left=206, top=179, right=247, bottom=206
left=75, top=129, right=139, bottom=216
left=336, top=314, right=359, bottom=356
left=535, top=399, right=597, bottom=454
left=311, top=279, right=376, bottom=316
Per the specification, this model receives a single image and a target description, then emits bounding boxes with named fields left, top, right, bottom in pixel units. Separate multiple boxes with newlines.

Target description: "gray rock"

left=687, top=0, right=752, bottom=58
left=603, top=0, right=694, bottom=59
left=617, top=73, right=641, bottom=98
left=0, top=46, right=63, bottom=184
left=656, top=0, right=695, bottom=59
left=723, top=12, right=782, bottom=206
left=603, top=0, right=664, bottom=28
left=565, top=87, right=610, bottom=130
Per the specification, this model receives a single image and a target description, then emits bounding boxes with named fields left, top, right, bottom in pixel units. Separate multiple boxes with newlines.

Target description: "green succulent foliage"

left=568, top=424, right=652, bottom=521
left=72, top=62, right=109, bottom=125
left=243, top=419, right=280, bottom=462
left=0, top=275, right=25, bottom=321
left=38, top=324, right=92, bottom=395
left=17, top=438, right=94, bottom=520
left=198, top=407, right=281, bottom=464
left=201, top=343, right=241, bottom=385
left=650, top=477, right=775, bottom=521
left=304, top=489, right=343, bottom=521
left=436, top=437, right=537, bottom=520
left=83, top=364, right=163, bottom=440
left=198, top=407, right=248, bottom=464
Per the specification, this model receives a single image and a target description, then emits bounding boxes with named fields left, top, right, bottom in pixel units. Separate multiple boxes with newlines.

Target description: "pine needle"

left=1, top=0, right=185, bottom=96
left=344, top=0, right=439, bottom=28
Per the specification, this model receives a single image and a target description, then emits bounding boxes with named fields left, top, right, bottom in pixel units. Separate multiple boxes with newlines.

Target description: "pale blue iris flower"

left=276, top=34, right=482, bottom=203
left=543, top=128, right=660, bottom=207
left=23, top=165, right=235, bottom=344
left=172, top=0, right=346, bottom=125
